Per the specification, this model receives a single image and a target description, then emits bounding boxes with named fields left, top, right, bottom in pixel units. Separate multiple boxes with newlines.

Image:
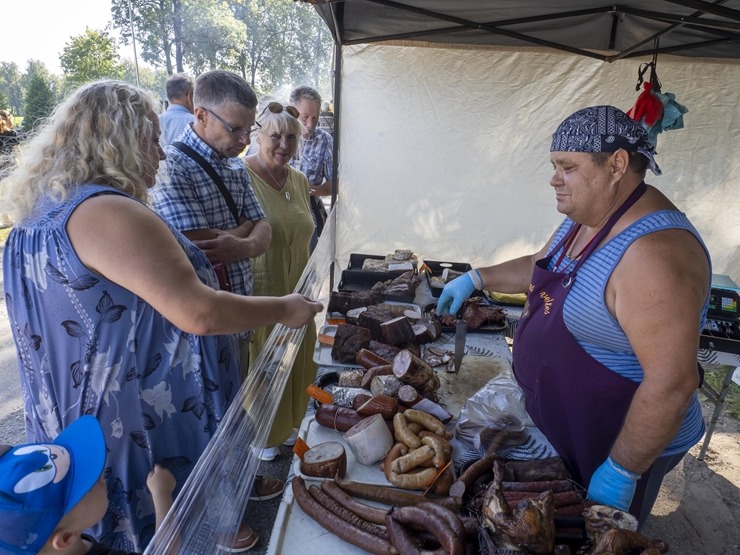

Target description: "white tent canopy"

left=332, top=43, right=740, bottom=282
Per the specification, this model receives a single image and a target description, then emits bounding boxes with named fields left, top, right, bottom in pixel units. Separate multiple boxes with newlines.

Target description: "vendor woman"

left=438, top=105, right=710, bottom=527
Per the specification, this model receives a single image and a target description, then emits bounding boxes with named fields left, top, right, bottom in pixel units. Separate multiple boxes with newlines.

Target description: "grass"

left=701, top=365, right=740, bottom=420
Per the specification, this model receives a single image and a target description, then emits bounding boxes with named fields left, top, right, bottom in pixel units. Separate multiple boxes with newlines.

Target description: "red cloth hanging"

left=627, top=82, right=664, bottom=128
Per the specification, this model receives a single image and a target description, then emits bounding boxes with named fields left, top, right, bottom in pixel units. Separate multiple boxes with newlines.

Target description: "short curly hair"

left=1, top=80, right=159, bottom=221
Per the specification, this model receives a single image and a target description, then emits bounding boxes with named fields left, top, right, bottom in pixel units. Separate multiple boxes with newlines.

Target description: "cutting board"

left=436, top=355, right=513, bottom=418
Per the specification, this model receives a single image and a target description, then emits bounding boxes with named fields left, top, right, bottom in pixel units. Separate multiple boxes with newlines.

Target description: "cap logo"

left=12, top=445, right=71, bottom=494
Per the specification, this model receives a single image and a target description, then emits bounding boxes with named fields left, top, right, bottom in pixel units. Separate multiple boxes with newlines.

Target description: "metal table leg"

left=697, top=366, right=739, bottom=461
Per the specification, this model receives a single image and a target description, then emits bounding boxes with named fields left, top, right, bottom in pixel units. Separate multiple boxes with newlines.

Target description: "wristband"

left=467, top=269, right=484, bottom=291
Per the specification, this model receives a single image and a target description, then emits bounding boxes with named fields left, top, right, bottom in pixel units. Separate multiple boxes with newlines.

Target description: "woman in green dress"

left=244, top=102, right=318, bottom=460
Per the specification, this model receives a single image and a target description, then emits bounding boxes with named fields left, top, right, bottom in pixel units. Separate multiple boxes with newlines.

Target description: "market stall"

left=257, top=2, right=740, bottom=553
left=258, top=252, right=654, bottom=553
left=307, top=0, right=740, bottom=284
left=144, top=4, right=740, bottom=553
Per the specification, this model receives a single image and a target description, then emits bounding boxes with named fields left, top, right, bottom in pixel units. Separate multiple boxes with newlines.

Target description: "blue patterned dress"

left=2, top=184, right=239, bottom=551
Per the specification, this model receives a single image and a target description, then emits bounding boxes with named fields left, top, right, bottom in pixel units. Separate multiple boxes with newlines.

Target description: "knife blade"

left=453, top=313, right=467, bottom=373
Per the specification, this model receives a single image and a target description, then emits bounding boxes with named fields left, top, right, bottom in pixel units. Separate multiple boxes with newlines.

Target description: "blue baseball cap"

left=550, top=105, right=662, bottom=175
left=0, top=416, right=106, bottom=554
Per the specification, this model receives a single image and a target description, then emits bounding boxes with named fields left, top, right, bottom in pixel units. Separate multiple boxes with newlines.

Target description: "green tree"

left=112, top=0, right=182, bottom=74
left=184, top=1, right=246, bottom=74
left=121, top=58, right=169, bottom=103
left=60, top=28, right=126, bottom=89
left=0, top=89, right=8, bottom=111
left=0, top=62, right=25, bottom=115
left=228, top=0, right=332, bottom=93
left=23, top=74, right=56, bottom=133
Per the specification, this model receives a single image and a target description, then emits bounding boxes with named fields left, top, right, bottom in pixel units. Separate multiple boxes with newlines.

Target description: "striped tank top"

left=546, top=210, right=709, bottom=456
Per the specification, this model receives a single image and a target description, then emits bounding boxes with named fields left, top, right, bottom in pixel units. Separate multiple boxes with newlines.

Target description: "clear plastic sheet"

left=144, top=207, right=338, bottom=555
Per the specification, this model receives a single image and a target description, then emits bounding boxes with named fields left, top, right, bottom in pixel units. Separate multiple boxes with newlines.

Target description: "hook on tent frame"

left=635, top=39, right=662, bottom=92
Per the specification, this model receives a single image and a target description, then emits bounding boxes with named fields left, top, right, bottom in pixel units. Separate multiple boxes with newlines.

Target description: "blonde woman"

left=1, top=81, right=321, bottom=551
left=244, top=102, right=317, bottom=461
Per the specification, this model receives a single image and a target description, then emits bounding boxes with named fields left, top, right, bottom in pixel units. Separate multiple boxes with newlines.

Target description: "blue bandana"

left=550, top=105, right=662, bottom=175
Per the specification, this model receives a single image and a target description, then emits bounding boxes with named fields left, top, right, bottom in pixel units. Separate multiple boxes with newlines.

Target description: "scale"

left=701, top=278, right=740, bottom=353
left=697, top=274, right=740, bottom=461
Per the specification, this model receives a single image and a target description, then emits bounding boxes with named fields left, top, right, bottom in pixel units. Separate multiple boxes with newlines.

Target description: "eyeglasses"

left=203, top=107, right=259, bottom=139
left=259, top=101, right=300, bottom=119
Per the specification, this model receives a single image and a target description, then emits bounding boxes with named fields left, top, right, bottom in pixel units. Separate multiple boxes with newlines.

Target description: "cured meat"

left=331, top=324, right=371, bottom=363
left=432, top=297, right=507, bottom=329
left=381, top=316, right=416, bottom=345
left=328, top=290, right=383, bottom=315
left=368, top=340, right=402, bottom=361
left=371, top=271, right=423, bottom=296
left=482, top=460, right=555, bottom=554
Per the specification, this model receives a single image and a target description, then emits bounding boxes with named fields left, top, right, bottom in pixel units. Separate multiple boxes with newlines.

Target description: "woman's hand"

left=279, top=294, right=324, bottom=328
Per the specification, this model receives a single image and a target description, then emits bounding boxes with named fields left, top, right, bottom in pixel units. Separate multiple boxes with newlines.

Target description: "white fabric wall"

left=333, top=44, right=740, bottom=283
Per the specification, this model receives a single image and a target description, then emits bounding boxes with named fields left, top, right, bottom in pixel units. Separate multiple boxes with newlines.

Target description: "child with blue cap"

left=0, top=416, right=175, bottom=555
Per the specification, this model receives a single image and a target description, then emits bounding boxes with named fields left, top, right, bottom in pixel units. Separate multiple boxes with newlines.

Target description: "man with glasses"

left=151, top=70, right=279, bottom=552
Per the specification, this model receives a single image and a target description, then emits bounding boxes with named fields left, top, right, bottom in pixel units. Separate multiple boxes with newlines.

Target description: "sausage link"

left=320, top=479, right=390, bottom=526
left=308, top=484, right=388, bottom=539
left=392, top=504, right=464, bottom=555
left=393, top=412, right=422, bottom=449
left=291, top=477, right=396, bottom=555
left=334, top=474, right=461, bottom=511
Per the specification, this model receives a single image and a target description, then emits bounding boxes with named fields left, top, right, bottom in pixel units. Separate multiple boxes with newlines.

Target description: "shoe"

left=219, top=521, right=259, bottom=553
left=248, top=475, right=285, bottom=501
left=282, top=428, right=299, bottom=446
left=258, top=446, right=279, bottom=461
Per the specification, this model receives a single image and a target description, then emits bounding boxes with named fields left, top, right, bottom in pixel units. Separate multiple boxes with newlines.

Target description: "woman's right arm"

left=66, top=194, right=322, bottom=335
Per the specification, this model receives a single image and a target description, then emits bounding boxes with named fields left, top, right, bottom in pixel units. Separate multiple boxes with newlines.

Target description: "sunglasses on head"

left=260, top=101, right=300, bottom=119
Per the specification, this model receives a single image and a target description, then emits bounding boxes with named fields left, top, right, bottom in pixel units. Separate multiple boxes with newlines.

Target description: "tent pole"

left=328, top=3, right=343, bottom=294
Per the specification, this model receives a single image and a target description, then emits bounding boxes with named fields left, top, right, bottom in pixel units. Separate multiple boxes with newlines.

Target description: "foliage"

left=111, top=0, right=180, bottom=74
left=23, top=74, right=56, bottom=133
left=0, top=63, right=24, bottom=115
left=2, top=1, right=334, bottom=117
left=702, top=366, right=740, bottom=420
left=110, top=0, right=333, bottom=98
left=60, top=28, right=126, bottom=90
left=184, top=0, right=246, bottom=74
left=0, top=89, right=8, bottom=112
left=121, top=59, right=170, bottom=104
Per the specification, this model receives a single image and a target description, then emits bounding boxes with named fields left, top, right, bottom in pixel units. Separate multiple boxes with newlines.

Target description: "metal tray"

left=421, top=260, right=472, bottom=298
left=292, top=415, right=393, bottom=486
left=313, top=325, right=363, bottom=368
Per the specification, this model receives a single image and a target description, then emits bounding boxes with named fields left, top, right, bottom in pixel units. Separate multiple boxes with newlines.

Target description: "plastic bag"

left=455, top=372, right=533, bottom=451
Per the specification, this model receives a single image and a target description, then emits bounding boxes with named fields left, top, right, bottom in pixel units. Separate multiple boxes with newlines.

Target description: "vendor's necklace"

left=257, top=154, right=290, bottom=202
left=555, top=224, right=600, bottom=273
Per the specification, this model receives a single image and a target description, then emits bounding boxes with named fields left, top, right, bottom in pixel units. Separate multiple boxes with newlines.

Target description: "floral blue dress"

left=2, top=184, right=239, bottom=551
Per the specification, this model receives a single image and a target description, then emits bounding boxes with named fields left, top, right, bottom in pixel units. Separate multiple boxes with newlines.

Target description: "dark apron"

left=513, top=182, right=651, bottom=505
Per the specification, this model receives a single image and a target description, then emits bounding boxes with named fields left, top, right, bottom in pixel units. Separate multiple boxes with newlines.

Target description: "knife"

left=453, top=311, right=467, bottom=373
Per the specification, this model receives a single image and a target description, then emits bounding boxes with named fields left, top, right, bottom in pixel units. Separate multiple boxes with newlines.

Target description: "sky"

left=4, top=0, right=132, bottom=75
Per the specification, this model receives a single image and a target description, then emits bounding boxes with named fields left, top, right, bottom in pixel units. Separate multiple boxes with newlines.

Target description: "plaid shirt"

left=151, top=125, right=266, bottom=301
left=290, top=127, right=334, bottom=186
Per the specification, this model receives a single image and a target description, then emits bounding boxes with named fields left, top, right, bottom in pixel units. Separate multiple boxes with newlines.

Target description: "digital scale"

left=701, top=275, right=740, bottom=353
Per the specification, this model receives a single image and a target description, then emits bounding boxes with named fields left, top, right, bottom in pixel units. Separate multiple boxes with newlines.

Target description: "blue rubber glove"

left=587, top=456, right=639, bottom=511
left=436, top=273, right=476, bottom=316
